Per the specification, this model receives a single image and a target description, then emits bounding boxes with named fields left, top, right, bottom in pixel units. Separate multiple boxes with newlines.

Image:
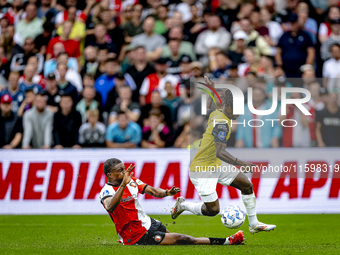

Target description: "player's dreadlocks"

left=222, top=89, right=233, bottom=109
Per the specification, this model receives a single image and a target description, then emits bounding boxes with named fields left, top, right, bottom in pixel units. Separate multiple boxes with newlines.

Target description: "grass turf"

left=0, top=214, right=339, bottom=255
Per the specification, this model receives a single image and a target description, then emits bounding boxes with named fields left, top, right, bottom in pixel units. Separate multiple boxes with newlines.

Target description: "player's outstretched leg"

left=160, top=230, right=244, bottom=245
left=171, top=197, right=220, bottom=219
left=230, top=172, right=276, bottom=234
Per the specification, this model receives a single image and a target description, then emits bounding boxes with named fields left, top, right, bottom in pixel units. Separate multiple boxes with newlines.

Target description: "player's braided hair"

left=103, top=158, right=122, bottom=177
left=222, top=89, right=233, bottom=109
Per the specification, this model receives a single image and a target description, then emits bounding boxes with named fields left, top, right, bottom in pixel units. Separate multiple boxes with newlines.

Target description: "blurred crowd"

left=0, top=0, right=340, bottom=149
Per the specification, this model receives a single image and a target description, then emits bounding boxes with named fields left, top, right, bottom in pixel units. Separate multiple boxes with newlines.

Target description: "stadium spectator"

left=301, top=64, right=317, bottom=88
left=0, top=71, right=24, bottom=114
left=316, top=91, right=340, bottom=147
left=178, top=55, right=193, bottom=80
left=141, top=109, right=170, bottom=148
left=43, top=73, right=60, bottom=113
left=56, top=6, right=86, bottom=42
left=100, top=9, right=125, bottom=57
left=154, top=5, right=168, bottom=35
left=80, top=46, right=98, bottom=77
left=121, top=4, right=144, bottom=43
left=56, top=63, right=78, bottom=103
left=280, top=92, right=314, bottom=147
left=260, top=8, right=283, bottom=47
left=86, top=23, right=116, bottom=56
left=238, top=48, right=261, bottom=77
left=126, top=46, right=155, bottom=92
left=37, top=0, right=55, bottom=19
left=10, top=37, right=44, bottom=73
left=79, top=109, right=106, bottom=147
left=297, top=2, right=318, bottom=43
left=0, top=94, right=23, bottom=149
left=55, top=0, right=87, bottom=27
left=139, top=57, right=179, bottom=105
left=259, top=55, right=275, bottom=78
left=55, top=53, right=82, bottom=92
left=275, top=13, right=315, bottom=78
left=106, top=111, right=142, bottom=148
left=14, top=3, right=43, bottom=46
left=238, top=18, right=272, bottom=58
left=17, top=89, right=35, bottom=118
left=19, top=65, right=43, bottom=93
left=46, top=20, right=81, bottom=61
left=161, top=26, right=196, bottom=62
left=209, top=50, right=231, bottom=79
left=22, top=92, right=53, bottom=149
left=139, top=90, right=171, bottom=129
left=195, top=14, right=231, bottom=66
left=228, top=31, right=247, bottom=66
left=131, top=16, right=166, bottom=61
left=309, top=82, right=325, bottom=111
left=76, top=85, right=99, bottom=123
left=235, top=87, right=281, bottom=148
left=318, top=6, right=340, bottom=43
left=184, top=4, right=205, bottom=44
left=216, top=0, right=240, bottom=32
left=53, top=94, right=82, bottom=149
left=163, top=81, right=182, bottom=125
left=320, top=18, right=340, bottom=61
left=105, top=72, right=130, bottom=112
left=323, top=43, right=340, bottom=90
left=44, top=42, right=78, bottom=77
left=108, top=85, right=140, bottom=124
left=95, top=58, right=119, bottom=108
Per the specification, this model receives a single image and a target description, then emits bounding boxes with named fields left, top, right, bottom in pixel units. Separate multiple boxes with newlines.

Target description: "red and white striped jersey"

left=99, top=177, right=151, bottom=245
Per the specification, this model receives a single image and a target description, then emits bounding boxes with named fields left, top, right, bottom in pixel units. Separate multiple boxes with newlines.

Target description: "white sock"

left=242, top=193, right=258, bottom=227
left=182, top=202, right=203, bottom=216
left=224, top=237, right=230, bottom=245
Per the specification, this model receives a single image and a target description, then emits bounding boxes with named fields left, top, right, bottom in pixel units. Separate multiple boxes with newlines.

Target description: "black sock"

left=209, top=237, right=227, bottom=245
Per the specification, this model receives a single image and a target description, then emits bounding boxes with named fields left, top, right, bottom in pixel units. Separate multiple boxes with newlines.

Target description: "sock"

left=242, top=193, right=258, bottom=227
left=209, top=237, right=228, bottom=245
left=181, top=202, right=203, bottom=216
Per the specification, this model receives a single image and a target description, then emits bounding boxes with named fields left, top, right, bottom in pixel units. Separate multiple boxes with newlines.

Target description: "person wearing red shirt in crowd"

left=46, top=20, right=81, bottom=63
left=99, top=158, right=244, bottom=246
left=139, top=57, right=179, bottom=105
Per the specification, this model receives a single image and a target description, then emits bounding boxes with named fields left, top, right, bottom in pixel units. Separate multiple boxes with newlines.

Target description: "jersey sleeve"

left=132, top=177, right=148, bottom=194
left=99, top=186, right=115, bottom=204
left=211, top=121, right=229, bottom=145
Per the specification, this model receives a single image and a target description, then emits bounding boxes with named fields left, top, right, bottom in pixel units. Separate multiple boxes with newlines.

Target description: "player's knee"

left=241, top=180, right=253, bottom=194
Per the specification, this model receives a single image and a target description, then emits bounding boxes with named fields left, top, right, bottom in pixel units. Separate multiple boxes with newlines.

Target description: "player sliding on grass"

left=171, top=77, right=276, bottom=234
left=99, top=158, right=244, bottom=245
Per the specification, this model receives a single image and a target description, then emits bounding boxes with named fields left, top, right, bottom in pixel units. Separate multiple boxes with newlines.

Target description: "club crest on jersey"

left=154, top=235, right=162, bottom=242
left=218, top=131, right=226, bottom=140
left=102, top=190, right=110, bottom=196
left=130, top=182, right=136, bottom=188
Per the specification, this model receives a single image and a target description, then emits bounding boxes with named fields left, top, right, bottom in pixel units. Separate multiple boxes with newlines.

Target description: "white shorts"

left=190, top=163, right=240, bottom=203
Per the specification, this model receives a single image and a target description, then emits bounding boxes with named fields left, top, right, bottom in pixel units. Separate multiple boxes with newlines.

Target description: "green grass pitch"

left=0, top=214, right=339, bottom=255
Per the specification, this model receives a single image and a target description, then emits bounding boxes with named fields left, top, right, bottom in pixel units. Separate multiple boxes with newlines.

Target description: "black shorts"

left=135, top=218, right=167, bottom=245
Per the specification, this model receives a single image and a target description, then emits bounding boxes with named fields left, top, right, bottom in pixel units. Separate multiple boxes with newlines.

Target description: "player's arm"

left=102, top=165, right=135, bottom=212
left=144, top=186, right=180, bottom=198
left=212, top=123, right=255, bottom=172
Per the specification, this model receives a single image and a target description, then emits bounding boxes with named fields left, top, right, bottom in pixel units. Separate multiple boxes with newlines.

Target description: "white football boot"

left=249, top=222, right=276, bottom=234
left=171, top=196, right=185, bottom=219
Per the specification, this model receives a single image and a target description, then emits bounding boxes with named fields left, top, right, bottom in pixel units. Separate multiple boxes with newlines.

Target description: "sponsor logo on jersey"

left=102, top=190, right=110, bottom=197
left=218, top=131, right=226, bottom=140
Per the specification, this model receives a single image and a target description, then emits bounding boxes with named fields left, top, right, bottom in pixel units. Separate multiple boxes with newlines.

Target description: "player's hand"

left=122, top=164, right=135, bottom=187
left=204, top=76, right=215, bottom=88
left=167, top=186, right=181, bottom=196
left=241, top=162, right=257, bottom=173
